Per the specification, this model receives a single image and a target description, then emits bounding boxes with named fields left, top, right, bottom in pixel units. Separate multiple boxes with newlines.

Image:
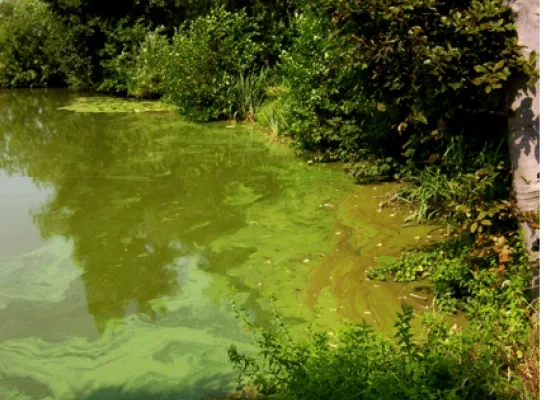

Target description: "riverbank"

left=223, top=142, right=539, bottom=400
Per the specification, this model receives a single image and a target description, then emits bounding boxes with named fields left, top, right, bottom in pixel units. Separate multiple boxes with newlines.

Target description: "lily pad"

left=57, top=97, right=179, bottom=113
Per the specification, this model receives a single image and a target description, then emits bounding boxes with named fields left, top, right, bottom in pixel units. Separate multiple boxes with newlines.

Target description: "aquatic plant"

left=57, top=97, right=178, bottom=113
left=255, top=87, right=288, bottom=137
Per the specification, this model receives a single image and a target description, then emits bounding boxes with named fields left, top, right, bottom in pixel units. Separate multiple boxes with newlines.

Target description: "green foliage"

left=229, top=302, right=533, bottom=399
left=37, top=0, right=295, bottom=91
left=41, top=0, right=220, bottom=86
left=97, top=19, right=151, bottom=94
left=280, top=11, right=371, bottom=160
left=367, top=230, right=531, bottom=315
left=280, top=0, right=535, bottom=173
left=0, top=0, right=68, bottom=87
left=127, top=29, right=171, bottom=98
left=228, top=69, right=270, bottom=121
left=391, top=164, right=509, bottom=224
left=368, top=139, right=530, bottom=316
left=345, top=157, right=402, bottom=184
left=162, top=7, right=266, bottom=120
left=256, top=96, right=288, bottom=137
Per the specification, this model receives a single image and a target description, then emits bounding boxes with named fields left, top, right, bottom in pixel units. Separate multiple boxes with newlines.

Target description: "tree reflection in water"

left=0, top=90, right=282, bottom=333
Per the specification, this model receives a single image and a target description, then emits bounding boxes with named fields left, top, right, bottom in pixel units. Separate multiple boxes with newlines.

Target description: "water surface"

left=0, top=90, right=437, bottom=399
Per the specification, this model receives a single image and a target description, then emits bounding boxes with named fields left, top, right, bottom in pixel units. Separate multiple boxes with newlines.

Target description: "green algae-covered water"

left=0, top=90, right=438, bottom=399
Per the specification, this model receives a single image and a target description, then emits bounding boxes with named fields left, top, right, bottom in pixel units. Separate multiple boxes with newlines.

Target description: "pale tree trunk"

left=505, top=0, right=540, bottom=299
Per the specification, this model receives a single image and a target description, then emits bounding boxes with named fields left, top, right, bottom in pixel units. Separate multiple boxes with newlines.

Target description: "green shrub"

left=0, top=0, right=68, bottom=87
left=248, top=3, right=298, bottom=67
left=366, top=140, right=529, bottom=316
left=279, top=11, right=376, bottom=161
left=97, top=19, right=151, bottom=94
left=229, top=304, right=532, bottom=399
left=127, top=29, right=171, bottom=98
left=162, top=6, right=265, bottom=121
left=280, top=0, right=536, bottom=174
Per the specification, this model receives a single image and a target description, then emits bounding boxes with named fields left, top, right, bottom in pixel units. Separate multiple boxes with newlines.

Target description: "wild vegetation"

left=0, top=0, right=539, bottom=398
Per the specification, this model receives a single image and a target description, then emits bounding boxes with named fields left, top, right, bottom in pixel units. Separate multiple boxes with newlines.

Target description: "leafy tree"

left=0, top=0, right=68, bottom=87
left=39, top=0, right=295, bottom=90
left=280, top=0, right=534, bottom=178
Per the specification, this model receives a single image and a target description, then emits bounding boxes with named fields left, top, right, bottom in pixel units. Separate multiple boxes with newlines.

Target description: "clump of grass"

left=512, top=304, right=540, bottom=398
left=385, top=162, right=508, bottom=224
left=255, top=99, right=286, bottom=136
left=254, top=85, right=288, bottom=138
left=385, top=137, right=509, bottom=224
left=229, top=68, right=270, bottom=122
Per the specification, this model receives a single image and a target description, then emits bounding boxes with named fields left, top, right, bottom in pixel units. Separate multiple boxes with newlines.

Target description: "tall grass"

left=228, top=68, right=270, bottom=121
left=388, top=167, right=499, bottom=223
left=387, top=138, right=510, bottom=224
left=256, top=99, right=287, bottom=137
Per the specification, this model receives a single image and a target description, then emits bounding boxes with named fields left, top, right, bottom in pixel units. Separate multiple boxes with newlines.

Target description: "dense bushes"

left=0, top=0, right=293, bottom=92
left=279, top=0, right=535, bottom=176
left=97, top=19, right=151, bottom=94
left=0, top=0, right=67, bottom=87
left=40, top=0, right=220, bottom=87
left=229, top=303, right=538, bottom=399
left=127, top=29, right=171, bottom=98
left=162, top=7, right=266, bottom=120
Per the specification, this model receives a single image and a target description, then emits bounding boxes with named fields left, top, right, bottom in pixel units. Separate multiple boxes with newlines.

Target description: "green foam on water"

left=0, top=256, right=254, bottom=399
left=0, top=238, right=79, bottom=304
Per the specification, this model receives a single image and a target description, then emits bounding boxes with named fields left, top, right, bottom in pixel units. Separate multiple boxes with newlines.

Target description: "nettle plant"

left=281, top=0, right=536, bottom=176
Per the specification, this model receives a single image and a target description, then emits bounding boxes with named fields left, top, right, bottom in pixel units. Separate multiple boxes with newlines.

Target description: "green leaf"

left=481, top=219, right=492, bottom=226
left=470, top=222, right=478, bottom=233
left=529, top=50, right=537, bottom=66
left=448, top=82, right=462, bottom=90
left=413, top=113, right=428, bottom=124
left=492, top=60, right=505, bottom=72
